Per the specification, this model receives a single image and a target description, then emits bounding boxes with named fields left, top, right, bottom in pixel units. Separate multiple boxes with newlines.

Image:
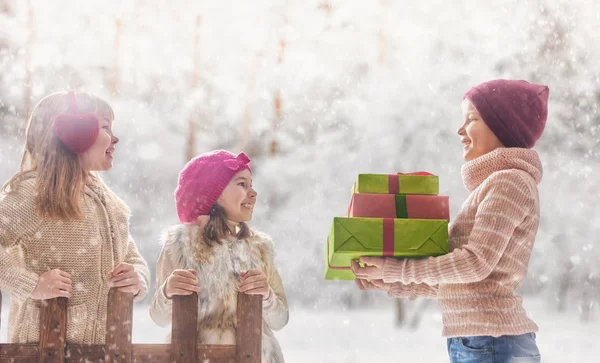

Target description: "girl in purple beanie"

left=352, top=80, right=548, bottom=362
left=149, top=150, right=288, bottom=363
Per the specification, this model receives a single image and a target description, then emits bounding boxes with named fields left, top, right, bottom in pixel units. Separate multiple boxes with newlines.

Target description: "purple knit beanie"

left=463, top=79, right=549, bottom=148
left=175, top=150, right=251, bottom=224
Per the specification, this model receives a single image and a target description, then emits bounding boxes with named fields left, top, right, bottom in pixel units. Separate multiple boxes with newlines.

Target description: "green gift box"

left=353, top=172, right=439, bottom=195
left=325, top=217, right=448, bottom=280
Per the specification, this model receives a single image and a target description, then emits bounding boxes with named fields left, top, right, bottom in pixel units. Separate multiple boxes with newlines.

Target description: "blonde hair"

left=1, top=91, right=115, bottom=220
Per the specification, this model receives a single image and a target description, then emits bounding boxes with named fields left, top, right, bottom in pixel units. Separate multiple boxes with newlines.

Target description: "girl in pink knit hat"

left=149, top=150, right=288, bottom=363
left=0, top=91, right=149, bottom=344
left=352, top=80, right=548, bottom=362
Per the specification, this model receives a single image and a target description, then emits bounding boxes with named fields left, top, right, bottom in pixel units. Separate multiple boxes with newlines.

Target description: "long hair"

left=199, top=203, right=251, bottom=248
left=1, top=91, right=115, bottom=220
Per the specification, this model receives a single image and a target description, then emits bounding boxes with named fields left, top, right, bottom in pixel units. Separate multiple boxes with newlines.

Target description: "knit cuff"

left=158, top=281, right=173, bottom=306
left=262, top=287, right=276, bottom=310
left=133, top=266, right=149, bottom=302
left=387, top=283, right=417, bottom=301
left=382, top=258, right=406, bottom=284
left=10, top=270, right=40, bottom=302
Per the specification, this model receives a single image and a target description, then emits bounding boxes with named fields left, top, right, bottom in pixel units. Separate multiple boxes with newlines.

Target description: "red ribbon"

left=398, top=171, right=433, bottom=176
left=387, top=174, right=399, bottom=194
left=382, top=218, right=394, bottom=257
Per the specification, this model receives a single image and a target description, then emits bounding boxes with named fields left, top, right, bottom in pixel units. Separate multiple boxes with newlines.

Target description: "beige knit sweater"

left=0, top=174, right=149, bottom=344
left=384, top=148, right=542, bottom=337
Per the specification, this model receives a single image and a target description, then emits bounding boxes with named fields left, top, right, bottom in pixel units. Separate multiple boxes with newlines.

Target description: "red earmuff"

left=53, top=91, right=100, bottom=155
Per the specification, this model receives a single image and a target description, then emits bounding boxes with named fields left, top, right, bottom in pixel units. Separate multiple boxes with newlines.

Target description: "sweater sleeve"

left=148, top=235, right=182, bottom=328
left=0, top=183, right=42, bottom=302
left=124, top=234, right=150, bottom=302
left=382, top=172, right=534, bottom=285
left=258, top=235, right=289, bottom=331
left=387, top=283, right=438, bottom=300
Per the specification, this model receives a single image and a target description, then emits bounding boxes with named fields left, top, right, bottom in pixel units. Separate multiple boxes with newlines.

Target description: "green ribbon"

left=394, top=194, right=408, bottom=218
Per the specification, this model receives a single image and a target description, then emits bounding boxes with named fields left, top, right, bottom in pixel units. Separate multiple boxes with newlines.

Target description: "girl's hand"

left=239, top=269, right=270, bottom=300
left=164, top=269, right=200, bottom=298
left=355, top=278, right=392, bottom=293
left=351, top=257, right=385, bottom=280
left=31, top=269, right=73, bottom=300
left=108, top=262, right=142, bottom=295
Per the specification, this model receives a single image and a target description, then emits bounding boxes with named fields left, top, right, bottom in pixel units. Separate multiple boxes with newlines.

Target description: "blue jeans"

left=447, top=333, right=540, bottom=362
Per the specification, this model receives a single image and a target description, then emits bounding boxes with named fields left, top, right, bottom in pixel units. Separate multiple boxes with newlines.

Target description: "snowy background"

left=1, top=0, right=599, bottom=361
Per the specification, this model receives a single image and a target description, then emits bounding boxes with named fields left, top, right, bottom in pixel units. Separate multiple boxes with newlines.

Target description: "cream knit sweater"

left=384, top=148, right=542, bottom=337
left=0, top=174, right=149, bottom=343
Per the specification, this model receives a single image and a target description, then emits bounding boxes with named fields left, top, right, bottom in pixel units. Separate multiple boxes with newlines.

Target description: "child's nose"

left=112, top=135, right=119, bottom=144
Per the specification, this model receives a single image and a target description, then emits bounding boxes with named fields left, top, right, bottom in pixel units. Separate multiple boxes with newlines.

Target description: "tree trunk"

left=394, top=299, right=405, bottom=327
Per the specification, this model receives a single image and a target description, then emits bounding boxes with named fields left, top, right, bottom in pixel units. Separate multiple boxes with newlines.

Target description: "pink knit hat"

left=175, top=150, right=252, bottom=223
left=464, top=79, right=549, bottom=148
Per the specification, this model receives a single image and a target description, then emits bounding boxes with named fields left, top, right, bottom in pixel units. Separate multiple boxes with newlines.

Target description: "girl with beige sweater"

left=0, top=91, right=149, bottom=344
left=352, top=80, right=548, bottom=363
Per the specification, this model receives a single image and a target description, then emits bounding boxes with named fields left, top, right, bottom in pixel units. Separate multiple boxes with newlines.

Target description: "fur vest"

left=149, top=224, right=288, bottom=363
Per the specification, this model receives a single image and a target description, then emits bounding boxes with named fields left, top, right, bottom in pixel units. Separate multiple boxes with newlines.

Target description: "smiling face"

left=216, top=169, right=257, bottom=226
left=79, top=117, right=119, bottom=171
left=458, top=99, right=504, bottom=162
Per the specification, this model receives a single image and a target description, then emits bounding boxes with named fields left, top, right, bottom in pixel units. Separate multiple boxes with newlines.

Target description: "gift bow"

left=223, top=152, right=251, bottom=171
left=388, top=171, right=433, bottom=194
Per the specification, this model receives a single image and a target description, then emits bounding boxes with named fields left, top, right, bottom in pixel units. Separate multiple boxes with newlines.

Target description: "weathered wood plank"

left=170, top=293, right=198, bottom=363
left=39, top=297, right=67, bottom=363
left=104, top=289, right=134, bottom=362
left=235, top=293, right=262, bottom=363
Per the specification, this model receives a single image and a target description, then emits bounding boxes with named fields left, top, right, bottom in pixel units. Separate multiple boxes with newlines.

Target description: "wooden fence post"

left=235, top=293, right=262, bottom=363
left=171, top=293, right=198, bottom=363
left=104, top=289, right=134, bottom=362
left=38, top=297, right=67, bottom=363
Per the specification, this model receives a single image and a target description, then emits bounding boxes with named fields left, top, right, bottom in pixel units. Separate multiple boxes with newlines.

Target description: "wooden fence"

left=0, top=289, right=262, bottom=362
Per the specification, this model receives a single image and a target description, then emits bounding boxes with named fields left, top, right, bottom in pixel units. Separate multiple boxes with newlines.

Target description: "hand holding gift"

left=354, top=277, right=391, bottom=293
left=325, top=171, right=450, bottom=281
left=351, top=257, right=385, bottom=280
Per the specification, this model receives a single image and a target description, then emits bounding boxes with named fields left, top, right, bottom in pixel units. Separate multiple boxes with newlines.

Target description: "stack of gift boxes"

left=325, top=172, right=451, bottom=280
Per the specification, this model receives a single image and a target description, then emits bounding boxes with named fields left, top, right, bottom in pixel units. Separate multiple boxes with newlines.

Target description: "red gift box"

left=347, top=193, right=450, bottom=220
